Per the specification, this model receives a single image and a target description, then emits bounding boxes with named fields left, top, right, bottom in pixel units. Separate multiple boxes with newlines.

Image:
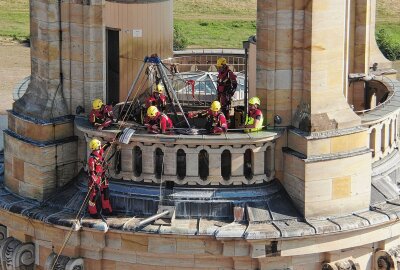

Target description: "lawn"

left=0, top=0, right=29, bottom=39
left=174, top=19, right=256, bottom=48
left=0, top=0, right=398, bottom=56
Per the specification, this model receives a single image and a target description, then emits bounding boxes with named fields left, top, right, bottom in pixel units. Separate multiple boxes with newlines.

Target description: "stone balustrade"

left=77, top=118, right=279, bottom=186
left=359, top=77, right=400, bottom=162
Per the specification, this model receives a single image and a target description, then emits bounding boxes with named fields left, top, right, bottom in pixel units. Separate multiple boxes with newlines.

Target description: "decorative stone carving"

left=322, top=260, right=360, bottom=270
left=293, top=101, right=311, bottom=132
left=45, top=252, right=84, bottom=270
left=0, top=225, right=7, bottom=242
left=375, top=249, right=398, bottom=270
left=0, top=237, right=34, bottom=270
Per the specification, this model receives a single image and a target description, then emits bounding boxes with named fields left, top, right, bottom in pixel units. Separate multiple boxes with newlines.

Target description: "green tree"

left=173, top=25, right=188, bottom=51
left=376, top=28, right=400, bottom=61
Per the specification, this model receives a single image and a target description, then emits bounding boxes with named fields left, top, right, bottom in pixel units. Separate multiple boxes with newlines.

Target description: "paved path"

left=0, top=42, right=30, bottom=114
left=0, top=41, right=30, bottom=150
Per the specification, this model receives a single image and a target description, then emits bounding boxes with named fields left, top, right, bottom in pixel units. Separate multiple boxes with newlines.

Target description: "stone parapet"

left=76, top=118, right=279, bottom=186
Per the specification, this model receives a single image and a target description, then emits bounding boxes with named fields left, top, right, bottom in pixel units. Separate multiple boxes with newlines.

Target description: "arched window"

left=198, top=150, right=209, bottom=181
left=177, top=149, right=186, bottom=180
left=370, top=129, right=376, bottom=158
left=244, top=149, right=253, bottom=180
left=221, top=150, right=231, bottom=180
left=155, top=148, right=164, bottom=179
left=265, top=146, right=272, bottom=178
left=133, top=146, right=142, bottom=177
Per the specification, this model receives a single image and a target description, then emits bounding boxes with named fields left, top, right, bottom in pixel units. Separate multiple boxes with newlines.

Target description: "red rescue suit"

left=217, top=66, right=237, bottom=118
left=145, top=113, right=174, bottom=134
left=87, top=144, right=112, bottom=217
left=89, top=105, right=114, bottom=130
left=145, top=93, right=167, bottom=112
left=206, top=110, right=227, bottom=134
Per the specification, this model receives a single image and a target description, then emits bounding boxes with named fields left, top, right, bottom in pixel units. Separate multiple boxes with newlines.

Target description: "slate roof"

left=0, top=149, right=399, bottom=239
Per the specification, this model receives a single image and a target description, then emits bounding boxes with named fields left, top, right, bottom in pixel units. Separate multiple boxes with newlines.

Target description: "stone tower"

left=0, top=0, right=400, bottom=270
left=257, top=0, right=392, bottom=217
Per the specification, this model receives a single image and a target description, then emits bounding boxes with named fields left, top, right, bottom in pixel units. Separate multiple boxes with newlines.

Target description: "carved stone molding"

left=0, top=225, right=7, bottom=242
left=0, top=237, right=34, bottom=270
left=45, top=252, right=84, bottom=270
left=322, top=259, right=360, bottom=270
left=375, top=249, right=398, bottom=270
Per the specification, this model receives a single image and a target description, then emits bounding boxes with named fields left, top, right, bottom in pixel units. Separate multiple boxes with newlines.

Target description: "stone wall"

left=4, top=112, right=77, bottom=201
left=1, top=209, right=400, bottom=269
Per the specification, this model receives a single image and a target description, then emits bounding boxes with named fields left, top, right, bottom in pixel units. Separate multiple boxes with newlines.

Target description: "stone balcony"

left=75, top=117, right=279, bottom=186
left=358, top=77, right=400, bottom=162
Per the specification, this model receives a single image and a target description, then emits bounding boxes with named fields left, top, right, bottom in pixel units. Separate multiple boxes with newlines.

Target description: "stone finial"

left=45, top=252, right=84, bottom=270
left=0, top=237, right=35, bottom=270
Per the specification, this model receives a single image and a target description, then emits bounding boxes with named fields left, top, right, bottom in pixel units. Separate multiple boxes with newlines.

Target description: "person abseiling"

left=145, top=106, right=174, bottom=134
left=243, top=97, right=264, bottom=132
left=89, top=99, right=114, bottom=130
left=206, top=101, right=228, bottom=135
left=216, top=57, right=237, bottom=123
left=145, top=83, right=167, bottom=112
left=87, top=138, right=113, bottom=218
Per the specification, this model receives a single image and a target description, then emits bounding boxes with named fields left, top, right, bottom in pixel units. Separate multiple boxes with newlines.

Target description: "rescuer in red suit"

left=87, top=138, right=113, bottom=218
left=89, top=99, right=114, bottom=130
left=206, top=101, right=228, bottom=134
left=216, top=58, right=237, bottom=123
left=145, top=84, right=167, bottom=112
left=145, top=106, right=174, bottom=134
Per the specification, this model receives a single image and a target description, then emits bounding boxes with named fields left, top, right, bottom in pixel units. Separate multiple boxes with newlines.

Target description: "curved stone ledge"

left=0, top=172, right=397, bottom=240
left=76, top=117, right=280, bottom=186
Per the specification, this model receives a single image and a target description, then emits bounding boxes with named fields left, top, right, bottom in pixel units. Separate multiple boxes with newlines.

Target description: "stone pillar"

left=257, top=0, right=372, bottom=217
left=252, top=146, right=265, bottom=176
left=142, top=145, right=155, bottom=175
left=231, top=152, right=244, bottom=177
left=163, top=146, right=177, bottom=176
left=120, top=147, right=133, bottom=172
left=14, top=0, right=68, bottom=119
left=208, top=150, right=223, bottom=185
left=186, top=148, right=199, bottom=177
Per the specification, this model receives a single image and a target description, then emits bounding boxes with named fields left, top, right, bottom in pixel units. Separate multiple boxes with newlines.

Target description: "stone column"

left=142, top=145, right=155, bottom=175
left=186, top=148, right=199, bottom=177
left=258, top=0, right=372, bottom=217
left=163, top=146, right=177, bottom=176
left=231, top=148, right=245, bottom=177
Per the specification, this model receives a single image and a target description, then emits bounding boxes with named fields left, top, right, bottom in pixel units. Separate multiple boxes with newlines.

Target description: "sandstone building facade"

left=1, top=0, right=400, bottom=269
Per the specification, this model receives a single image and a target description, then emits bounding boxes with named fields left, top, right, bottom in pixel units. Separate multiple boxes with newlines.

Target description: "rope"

left=50, top=182, right=93, bottom=270
left=51, top=62, right=150, bottom=270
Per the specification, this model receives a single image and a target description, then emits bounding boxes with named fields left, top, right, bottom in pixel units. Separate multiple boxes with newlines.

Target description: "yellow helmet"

left=216, top=58, right=227, bottom=68
left=210, top=101, right=221, bottom=112
left=92, top=99, right=103, bottom=110
left=154, top=84, right=164, bottom=93
left=89, top=138, right=101, bottom=151
left=147, top=106, right=159, bottom=117
left=249, top=97, right=261, bottom=106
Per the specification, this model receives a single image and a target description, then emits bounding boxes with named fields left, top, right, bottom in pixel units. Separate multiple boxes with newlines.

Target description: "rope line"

left=51, top=61, right=151, bottom=270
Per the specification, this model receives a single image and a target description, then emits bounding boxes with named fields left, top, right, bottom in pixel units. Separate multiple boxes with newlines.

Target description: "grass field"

left=0, top=0, right=398, bottom=53
left=0, top=0, right=29, bottom=39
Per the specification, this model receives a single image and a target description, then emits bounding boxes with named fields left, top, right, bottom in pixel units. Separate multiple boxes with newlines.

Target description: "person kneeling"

left=89, top=99, right=114, bottom=130
left=243, top=97, right=264, bottom=133
left=205, top=101, right=227, bottom=135
left=145, top=106, right=173, bottom=134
